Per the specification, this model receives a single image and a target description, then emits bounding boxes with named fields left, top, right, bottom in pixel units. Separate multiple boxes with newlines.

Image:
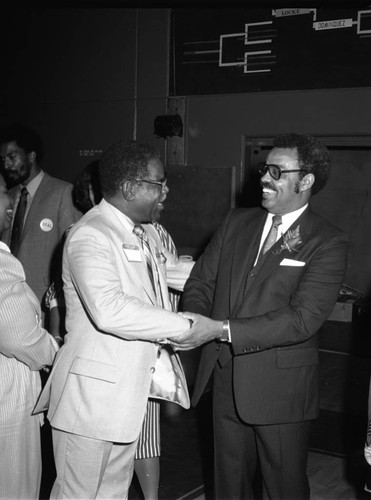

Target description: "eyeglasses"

left=258, top=163, right=308, bottom=181
left=135, top=176, right=167, bottom=189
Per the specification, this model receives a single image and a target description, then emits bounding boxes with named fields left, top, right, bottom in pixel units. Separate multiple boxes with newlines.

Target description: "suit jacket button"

left=248, top=271, right=256, bottom=277
left=150, top=367, right=155, bottom=373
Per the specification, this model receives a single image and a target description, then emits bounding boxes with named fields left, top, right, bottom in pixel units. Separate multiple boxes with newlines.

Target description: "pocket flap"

left=69, top=357, right=120, bottom=383
left=277, top=348, right=319, bottom=369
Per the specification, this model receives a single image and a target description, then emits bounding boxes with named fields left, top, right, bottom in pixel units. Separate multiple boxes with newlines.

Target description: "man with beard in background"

left=0, top=122, right=81, bottom=310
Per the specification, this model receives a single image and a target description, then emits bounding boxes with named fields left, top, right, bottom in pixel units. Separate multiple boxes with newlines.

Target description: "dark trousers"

left=212, top=361, right=311, bottom=500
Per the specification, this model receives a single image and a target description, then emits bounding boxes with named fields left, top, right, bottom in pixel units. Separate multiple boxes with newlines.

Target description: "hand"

left=168, top=312, right=223, bottom=351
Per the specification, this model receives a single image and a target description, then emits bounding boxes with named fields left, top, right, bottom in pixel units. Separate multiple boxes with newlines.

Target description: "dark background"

left=1, top=6, right=371, bottom=293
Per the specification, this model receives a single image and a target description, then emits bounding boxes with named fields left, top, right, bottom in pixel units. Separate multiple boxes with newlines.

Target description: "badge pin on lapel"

left=40, top=218, right=53, bottom=232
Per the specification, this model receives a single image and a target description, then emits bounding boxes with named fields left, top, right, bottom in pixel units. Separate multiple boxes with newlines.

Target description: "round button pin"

left=40, top=218, right=53, bottom=232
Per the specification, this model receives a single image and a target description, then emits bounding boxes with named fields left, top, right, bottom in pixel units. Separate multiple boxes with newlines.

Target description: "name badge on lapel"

left=122, top=243, right=142, bottom=262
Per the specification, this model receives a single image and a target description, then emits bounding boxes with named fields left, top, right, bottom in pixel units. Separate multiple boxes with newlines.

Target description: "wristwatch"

left=220, top=320, right=230, bottom=342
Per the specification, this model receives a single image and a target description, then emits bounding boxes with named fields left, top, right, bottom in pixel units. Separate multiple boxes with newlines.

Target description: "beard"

left=3, top=161, right=31, bottom=188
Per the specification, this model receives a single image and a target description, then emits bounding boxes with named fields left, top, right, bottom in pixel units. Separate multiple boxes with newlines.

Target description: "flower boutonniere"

left=273, top=225, right=303, bottom=255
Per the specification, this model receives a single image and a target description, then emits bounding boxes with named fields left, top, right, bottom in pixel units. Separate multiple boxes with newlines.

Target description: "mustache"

left=260, top=181, right=277, bottom=191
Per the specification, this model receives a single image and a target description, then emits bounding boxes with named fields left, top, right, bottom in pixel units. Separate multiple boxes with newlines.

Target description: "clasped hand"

left=168, top=312, right=223, bottom=351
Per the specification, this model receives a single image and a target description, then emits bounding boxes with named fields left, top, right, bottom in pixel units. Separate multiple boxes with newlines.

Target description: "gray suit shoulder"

left=41, top=172, right=73, bottom=190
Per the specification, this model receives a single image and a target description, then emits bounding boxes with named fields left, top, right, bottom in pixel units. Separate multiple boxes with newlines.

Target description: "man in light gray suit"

left=0, top=123, right=81, bottom=306
left=34, top=140, right=192, bottom=499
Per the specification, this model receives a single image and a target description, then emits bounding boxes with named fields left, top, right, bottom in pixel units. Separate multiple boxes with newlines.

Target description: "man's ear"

left=28, top=151, right=36, bottom=163
left=122, top=180, right=136, bottom=200
left=300, top=173, right=315, bottom=193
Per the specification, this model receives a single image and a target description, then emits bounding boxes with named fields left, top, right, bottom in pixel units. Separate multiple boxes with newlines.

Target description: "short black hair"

left=0, top=122, right=44, bottom=162
left=273, top=133, right=330, bottom=195
left=99, top=140, right=160, bottom=198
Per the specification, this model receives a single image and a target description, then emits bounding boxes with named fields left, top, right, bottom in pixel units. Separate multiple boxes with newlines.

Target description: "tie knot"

left=272, top=215, right=282, bottom=228
left=20, top=186, right=28, bottom=198
left=133, top=224, right=146, bottom=239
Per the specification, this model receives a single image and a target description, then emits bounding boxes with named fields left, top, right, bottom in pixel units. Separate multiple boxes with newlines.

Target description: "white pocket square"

left=280, top=258, right=305, bottom=267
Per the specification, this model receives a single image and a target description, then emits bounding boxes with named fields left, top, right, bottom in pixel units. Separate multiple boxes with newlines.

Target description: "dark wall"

left=2, top=8, right=371, bottom=293
left=2, top=8, right=371, bottom=178
left=0, top=8, right=169, bottom=183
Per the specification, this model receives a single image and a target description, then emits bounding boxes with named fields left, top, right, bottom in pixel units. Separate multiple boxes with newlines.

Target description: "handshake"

left=162, top=313, right=225, bottom=351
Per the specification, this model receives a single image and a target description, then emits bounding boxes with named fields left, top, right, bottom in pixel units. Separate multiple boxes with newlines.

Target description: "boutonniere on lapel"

left=273, top=225, right=303, bottom=255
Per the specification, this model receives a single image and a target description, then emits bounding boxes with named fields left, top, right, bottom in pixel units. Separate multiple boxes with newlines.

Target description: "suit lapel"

left=229, top=213, right=266, bottom=311
left=99, top=201, right=158, bottom=306
left=21, top=174, right=50, bottom=239
left=233, top=207, right=312, bottom=313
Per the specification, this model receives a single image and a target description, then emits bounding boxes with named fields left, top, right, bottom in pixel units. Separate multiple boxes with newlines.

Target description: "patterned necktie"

left=152, top=221, right=180, bottom=312
left=133, top=224, right=164, bottom=307
left=10, top=186, right=28, bottom=256
left=261, top=214, right=282, bottom=255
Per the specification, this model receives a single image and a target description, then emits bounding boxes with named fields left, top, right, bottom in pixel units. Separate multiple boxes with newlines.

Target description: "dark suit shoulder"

left=224, top=207, right=266, bottom=226
left=306, top=207, right=349, bottom=240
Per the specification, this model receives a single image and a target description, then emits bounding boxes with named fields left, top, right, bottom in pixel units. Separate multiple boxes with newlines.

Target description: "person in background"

left=0, top=122, right=81, bottom=309
left=72, top=160, right=101, bottom=214
left=170, top=133, right=349, bottom=499
left=0, top=172, right=59, bottom=499
left=44, top=158, right=193, bottom=500
left=44, top=160, right=101, bottom=340
left=34, top=141, right=193, bottom=499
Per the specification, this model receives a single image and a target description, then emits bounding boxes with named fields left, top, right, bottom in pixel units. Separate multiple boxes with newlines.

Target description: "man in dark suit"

left=0, top=123, right=81, bottom=307
left=170, top=133, right=349, bottom=499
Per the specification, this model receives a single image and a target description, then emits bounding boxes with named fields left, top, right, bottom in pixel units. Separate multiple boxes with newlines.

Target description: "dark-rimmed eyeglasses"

left=258, top=163, right=308, bottom=181
left=135, top=176, right=167, bottom=189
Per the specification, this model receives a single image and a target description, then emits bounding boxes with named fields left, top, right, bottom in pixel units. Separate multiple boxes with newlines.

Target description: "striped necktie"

left=133, top=224, right=164, bottom=307
left=262, top=215, right=282, bottom=255
left=152, top=221, right=180, bottom=312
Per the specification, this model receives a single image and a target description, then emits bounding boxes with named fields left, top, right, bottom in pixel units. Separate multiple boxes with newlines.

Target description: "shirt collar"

left=101, top=198, right=136, bottom=233
left=265, top=204, right=308, bottom=235
left=21, top=170, right=44, bottom=198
